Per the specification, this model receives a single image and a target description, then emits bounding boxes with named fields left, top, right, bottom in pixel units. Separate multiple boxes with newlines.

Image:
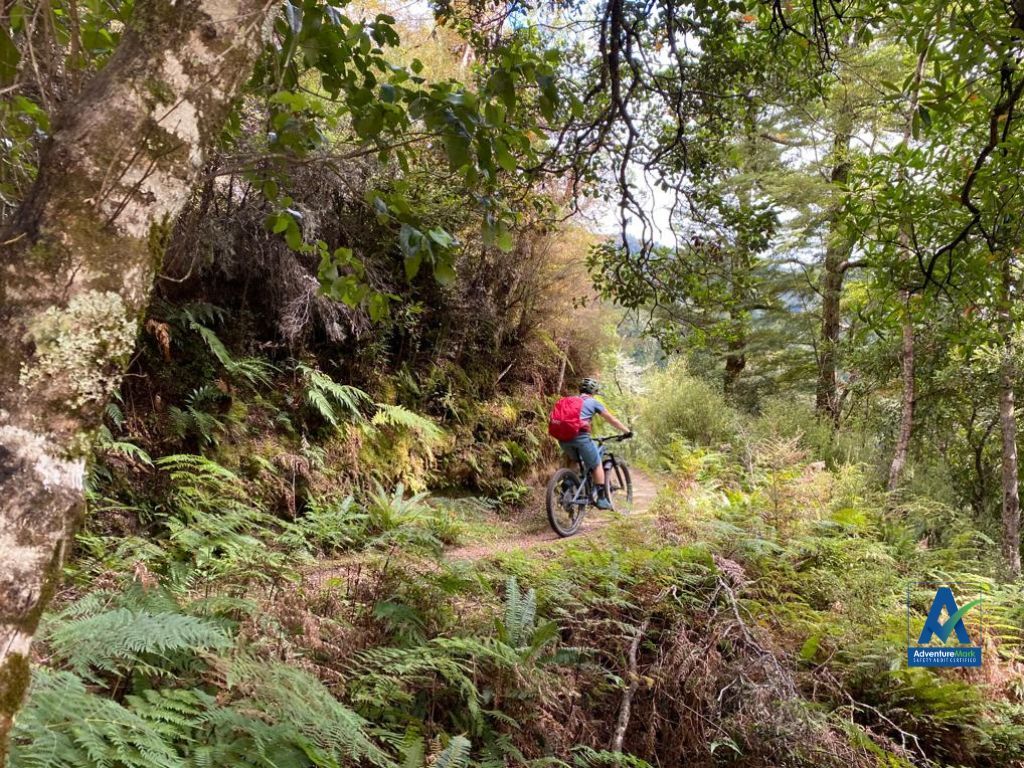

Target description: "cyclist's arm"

left=599, top=411, right=629, bottom=433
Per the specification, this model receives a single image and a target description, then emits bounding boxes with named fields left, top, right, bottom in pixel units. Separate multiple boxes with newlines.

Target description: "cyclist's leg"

left=574, top=436, right=605, bottom=489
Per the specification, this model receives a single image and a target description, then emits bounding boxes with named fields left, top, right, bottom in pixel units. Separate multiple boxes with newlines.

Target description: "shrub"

left=633, top=362, right=737, bottom=454
left=748, top=395, right=873, bottom=468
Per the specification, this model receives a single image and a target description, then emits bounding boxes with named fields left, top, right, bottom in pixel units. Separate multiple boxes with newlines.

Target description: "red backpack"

left=548, top=396, right=590, bottom=441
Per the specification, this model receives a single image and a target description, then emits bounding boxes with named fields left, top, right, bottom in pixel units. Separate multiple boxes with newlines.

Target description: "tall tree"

left=0, top=0, right=274, bottom=751
left=815, top=124, right=854, bottom=424
left=997, top=252, right=1021, bottom=575
left=886, top=43, right=928, bottom=491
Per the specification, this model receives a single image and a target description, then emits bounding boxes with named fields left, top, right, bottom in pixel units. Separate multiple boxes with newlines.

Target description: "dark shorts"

left=559, top=433, right=602, bottom=471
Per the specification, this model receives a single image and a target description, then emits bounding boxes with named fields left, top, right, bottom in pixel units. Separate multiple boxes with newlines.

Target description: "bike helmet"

left=579, top=377, right=600, bottom=394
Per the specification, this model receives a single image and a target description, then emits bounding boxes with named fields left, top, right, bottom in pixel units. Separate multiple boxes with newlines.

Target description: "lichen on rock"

left=19, top=291, right=139, bottom=408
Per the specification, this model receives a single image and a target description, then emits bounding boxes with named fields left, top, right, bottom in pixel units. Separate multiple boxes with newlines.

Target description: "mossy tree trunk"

left=0, top=0, right=273, bottom=757
left=814, top=128, right=853, bottom=427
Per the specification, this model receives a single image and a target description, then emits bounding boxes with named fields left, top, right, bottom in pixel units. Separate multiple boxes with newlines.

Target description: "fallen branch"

left=610, top=617, right=650, bottom=753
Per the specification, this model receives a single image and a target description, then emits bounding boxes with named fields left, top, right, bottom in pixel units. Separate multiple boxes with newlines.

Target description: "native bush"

left=631, top=362, right=738, bottom=458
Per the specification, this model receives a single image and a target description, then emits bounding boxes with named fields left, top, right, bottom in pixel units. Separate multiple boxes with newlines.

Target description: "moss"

left=143, top=77, right=176, bottom=108
left=19, top=291, right=138, bottom=409
left=0, top=653, right=30, bottom=717
left=147, top=215, right=173, bottom=276
left=0, top=537, right=65, bottom=758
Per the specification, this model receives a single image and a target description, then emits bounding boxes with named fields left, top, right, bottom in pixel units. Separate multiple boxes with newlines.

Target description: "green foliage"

left=632, top=362, right=737, bottom=458
left=281, top=494, right=366, bottom=555
left=12, top=588, right=394, bottom=768
left=299, top=363, right=373, bottom=428
left=48, top=605, right=231, bottom=680
left=167, top=384, right=235, bottom=447
left=371, top=404, right=445, bottom=446
left=9, top=669, right=189, bottom=768
left=148, top=454, right=297, bottom=582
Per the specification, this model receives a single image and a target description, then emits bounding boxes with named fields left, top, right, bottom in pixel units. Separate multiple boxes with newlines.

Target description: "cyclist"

left=548, top=377, right=631, bottom=510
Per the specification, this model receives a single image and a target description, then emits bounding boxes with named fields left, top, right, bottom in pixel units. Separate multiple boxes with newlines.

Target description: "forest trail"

left=444, top=468, right=661, bottom=562
left=300, top=470, right=661, bottom=589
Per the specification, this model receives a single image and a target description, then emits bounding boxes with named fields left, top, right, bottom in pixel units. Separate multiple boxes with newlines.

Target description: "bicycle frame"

left=566, top=436, right=626, bottom=507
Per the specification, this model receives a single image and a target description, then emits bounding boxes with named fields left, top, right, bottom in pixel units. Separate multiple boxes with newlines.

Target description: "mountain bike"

left=546, top=434, right=633, bottom=537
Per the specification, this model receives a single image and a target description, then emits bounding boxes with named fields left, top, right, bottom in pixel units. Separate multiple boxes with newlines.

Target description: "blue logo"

left=907, top=585, right=983, bottom=667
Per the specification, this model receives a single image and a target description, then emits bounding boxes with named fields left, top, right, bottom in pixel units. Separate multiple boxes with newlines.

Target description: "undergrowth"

left=18, top=325, right=1024, bottom=768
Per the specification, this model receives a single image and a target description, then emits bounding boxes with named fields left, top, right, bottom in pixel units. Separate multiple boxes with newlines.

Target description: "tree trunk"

left=887, top=296, right=915, bottom=491
left=724, top=337, right=746, bottom=396
left=885, top=46, right=928, bottom=492
left=0, top=0, right=272, bottom=755
left=815, top=130, right=852, bottom=425
left=999, top=366, right=1020, bottom=576
left=999, top=257, right=1021, bottom=577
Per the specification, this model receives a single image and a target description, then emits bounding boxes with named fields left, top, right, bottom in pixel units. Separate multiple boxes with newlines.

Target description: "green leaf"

left=488, top=69, right=516, bottom=110
left=0, top=25, right=20, bottom=85
left=799, top=633, right=821, bottom=662
left=353, top=107, right=384, bottom=139
left=443, top=133, right=471, bottom=171
left=494, top=139, right=516, bottom=172
left=404, top=253, right=423, bottom=281
left=427, top=228, right=454, bottom=248
left=495, top=223, right=514, bottom=252
left=433, top=258, right=456, bottom=285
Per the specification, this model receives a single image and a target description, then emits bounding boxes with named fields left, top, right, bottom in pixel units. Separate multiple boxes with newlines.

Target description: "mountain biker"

left=548, top=377, right=631, bottom=510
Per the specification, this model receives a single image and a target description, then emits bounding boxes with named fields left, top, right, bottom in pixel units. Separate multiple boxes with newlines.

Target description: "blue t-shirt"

left=580, top=395, right=606, bottom=424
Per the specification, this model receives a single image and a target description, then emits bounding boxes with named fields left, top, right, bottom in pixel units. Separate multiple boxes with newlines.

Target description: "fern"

left=351, top=636, right=520, bottom=738
left=156, top=453, right=241, bottom=486
left=226, top=658, right=395, bottom=767
left=166, top=302, right=277, bottom=390
left=47, top=606, right=231, bottom=680
left=153, top=454, right=296, bottom=580
left=280, top=494, right=366, bottom=555
left=572, top=747, right=654, bottom=768
left=167, top=385, right=232, bottom=447
left=11, top=663, right=397, bottom=768
left=299, top=363, right=372, bottom=427
left=95, top=426, right=154, bottom=466
left=371, top=404, right=445, bottom=445
left=8, top=669, right=186, bottom=768
left=432, top=735, right=472, bottom=768
left=497, top=576, right=537, bottom=649
left=227, top=355, right=278, bottom=388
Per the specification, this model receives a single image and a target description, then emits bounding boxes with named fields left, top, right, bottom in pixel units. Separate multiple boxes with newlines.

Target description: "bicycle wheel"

left=547, top=468, right=586, bottom=537
left=605, top=460, right=633, bottom=508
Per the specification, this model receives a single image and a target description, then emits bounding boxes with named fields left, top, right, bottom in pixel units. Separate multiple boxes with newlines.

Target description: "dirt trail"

left=301, top=471, right=662, bottom=587
left=445, top=469, right=661, bottom=561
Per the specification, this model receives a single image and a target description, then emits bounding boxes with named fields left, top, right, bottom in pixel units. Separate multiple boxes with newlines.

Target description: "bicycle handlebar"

left=595, top=432, right=633, bottom=444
